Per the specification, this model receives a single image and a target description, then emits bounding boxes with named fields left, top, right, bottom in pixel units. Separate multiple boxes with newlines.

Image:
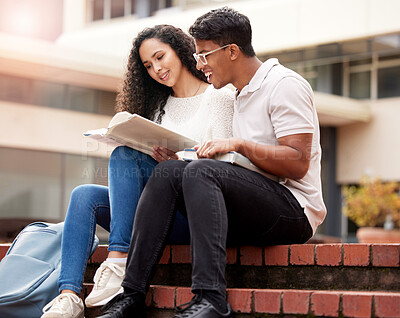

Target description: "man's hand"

left=153, top=146, right=179, bottom=162
left=195, top=134, right=313, bottom=180
left=195, top=138, right=244, bottom=158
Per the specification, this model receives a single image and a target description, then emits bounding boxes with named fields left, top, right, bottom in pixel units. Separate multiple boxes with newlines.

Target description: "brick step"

left=85, top=244, right=400, bottom=292
left=85, top=307, right=175, bottom=318
left=81, top=284, right=400, bottom=318
left=2, top=243, right=400, bottom=317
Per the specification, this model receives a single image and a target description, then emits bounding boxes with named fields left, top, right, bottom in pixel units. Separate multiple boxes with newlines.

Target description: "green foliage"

left=342, top=177, right=400, bottom=228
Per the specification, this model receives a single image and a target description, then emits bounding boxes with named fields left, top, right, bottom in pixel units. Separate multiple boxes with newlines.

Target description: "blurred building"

left=0, top=0, right=399, bottom=242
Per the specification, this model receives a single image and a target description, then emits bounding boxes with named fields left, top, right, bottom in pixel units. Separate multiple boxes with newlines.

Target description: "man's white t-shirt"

left=232, top=58, right=327, bottom=234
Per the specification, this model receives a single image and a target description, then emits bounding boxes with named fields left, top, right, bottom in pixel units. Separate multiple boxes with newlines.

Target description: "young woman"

left=41, top=25, right=233, bottom=318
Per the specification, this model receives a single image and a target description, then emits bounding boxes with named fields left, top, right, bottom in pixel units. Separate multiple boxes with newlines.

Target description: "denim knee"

left=152, top=160, right=186, bottom=178
left=71, top=183, right=102, bottom=203
left=183, top=159, right=225, bottom=181
left=70, top=184, right=96, bottom=209
left=110, top=146, right=157, bottom=179
left=110, top=146, right=150, bottom=164
left=67, top=184, right=109, bottom=220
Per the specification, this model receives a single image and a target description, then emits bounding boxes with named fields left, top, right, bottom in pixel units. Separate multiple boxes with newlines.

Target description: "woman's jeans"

left=122, top=159, right=312, bottom=298
left=58, top=147, right=190, bottom=294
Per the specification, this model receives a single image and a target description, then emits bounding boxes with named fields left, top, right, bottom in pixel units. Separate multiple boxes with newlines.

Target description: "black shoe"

left=96, top=293, right=146, bottom=318
left=174, top=294, right=231, bottom=318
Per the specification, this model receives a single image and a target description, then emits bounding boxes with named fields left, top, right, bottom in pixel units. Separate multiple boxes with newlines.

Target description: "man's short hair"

left=189, top=7, right=256, bottom=57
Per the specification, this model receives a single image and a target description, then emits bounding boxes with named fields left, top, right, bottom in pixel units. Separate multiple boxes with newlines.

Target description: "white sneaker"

left=84, top=261, right=125, bottom=308
left=41, top=293, right=84, bottom=318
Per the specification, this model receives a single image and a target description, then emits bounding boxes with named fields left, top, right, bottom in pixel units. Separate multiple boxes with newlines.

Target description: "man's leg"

left=122, top=160, right=187, bottom=292
left=179, top=159, right=312, bottom=316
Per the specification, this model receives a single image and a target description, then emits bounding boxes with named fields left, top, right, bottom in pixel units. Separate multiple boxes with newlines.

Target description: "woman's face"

left=139, top=38, right=184, bottom=88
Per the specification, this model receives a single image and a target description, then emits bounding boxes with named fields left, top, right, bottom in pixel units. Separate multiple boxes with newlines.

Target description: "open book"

left=84, top=111, right=198, bottom=156
left=182, top=149, right=280, bottom=182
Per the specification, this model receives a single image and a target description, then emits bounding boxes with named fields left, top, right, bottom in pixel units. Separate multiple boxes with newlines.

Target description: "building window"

left=265, top=33, right=400, bottom=100
left=378, top=66, right=400, bottom=98
left=0, top=74, right=32, bottom=104
left=87, top=0, right=173, bottom=21
left=0, top=73, right=116, bottom=116
left=302, top=65, right=318, bottom=91
left=350, top=71, right=371, bottom=99
left=92, top=0, right=104, bottom=21
left=0, top=147, right=108, bottom=222
left=130, top=0, right=135, bottom=14
left=32, top=81, right=66, bottom=109
left=111, top=0, right=125, bottom=18
left=68, top=86, right=97, bottom=113
left=98, top=90, right=117, bottom=115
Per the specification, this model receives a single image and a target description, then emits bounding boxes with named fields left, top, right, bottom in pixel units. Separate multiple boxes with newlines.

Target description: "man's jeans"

left=122, top=159, right=312, bottom=297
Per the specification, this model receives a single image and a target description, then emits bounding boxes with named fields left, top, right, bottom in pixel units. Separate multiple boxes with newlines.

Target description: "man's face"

left=194, top=39, right=231, bottom=89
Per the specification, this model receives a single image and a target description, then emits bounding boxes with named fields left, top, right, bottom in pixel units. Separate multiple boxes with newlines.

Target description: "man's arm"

left=195, top=133, right=313, bottom=179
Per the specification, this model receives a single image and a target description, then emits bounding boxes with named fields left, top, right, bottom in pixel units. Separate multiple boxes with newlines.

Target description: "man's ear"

left=228, top=44, right=241, bottom=61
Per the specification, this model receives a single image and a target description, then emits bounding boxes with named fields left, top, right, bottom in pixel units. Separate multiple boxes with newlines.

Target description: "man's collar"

left=245, top=58, right=280, bottom=94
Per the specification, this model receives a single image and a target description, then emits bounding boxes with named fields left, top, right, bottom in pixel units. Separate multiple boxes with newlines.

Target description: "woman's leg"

left=107, top=146, right=158, bottom=254
left=58, top=184, right=111, bottom=294
left=58, top=147, right=190, bottom=295
left=107, top=146, right=190, bottom=251
left=42, top=184, right=110, bottom=318
left=85, top=147, right=163, bottom=307
left=59, top=147, right=158, bottom=294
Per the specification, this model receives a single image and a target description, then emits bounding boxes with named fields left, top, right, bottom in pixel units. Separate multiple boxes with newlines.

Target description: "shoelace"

left=93, top=262, right=125, bottom=289
left=174, top=294, right=208, bottom=317
left=42, top=294, right=79, bottom=313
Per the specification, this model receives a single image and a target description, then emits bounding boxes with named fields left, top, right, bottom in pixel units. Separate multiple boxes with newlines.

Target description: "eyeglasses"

left=193, top=44, right=231, bottom=65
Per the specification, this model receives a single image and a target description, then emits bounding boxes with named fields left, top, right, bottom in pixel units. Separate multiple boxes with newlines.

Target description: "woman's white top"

left=159, top=85, right=234, bottom=143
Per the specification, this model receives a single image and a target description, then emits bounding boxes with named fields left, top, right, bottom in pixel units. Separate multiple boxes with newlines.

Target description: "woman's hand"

left=195, top=138, right=244, bottom=158
left=153, top=146, right=179, bottom=162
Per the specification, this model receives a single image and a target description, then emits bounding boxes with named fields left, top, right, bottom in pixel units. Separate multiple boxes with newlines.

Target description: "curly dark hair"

left=116, top=24, right=207, bottom=123
left=189, top=7, right=256, bottom=57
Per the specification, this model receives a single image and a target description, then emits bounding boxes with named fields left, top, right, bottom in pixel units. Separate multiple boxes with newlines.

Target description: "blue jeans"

left=58, top=147, right=190, bottom=294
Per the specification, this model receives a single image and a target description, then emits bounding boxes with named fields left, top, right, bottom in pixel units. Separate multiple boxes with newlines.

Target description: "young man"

left=98, top=7, right=326, bottom=318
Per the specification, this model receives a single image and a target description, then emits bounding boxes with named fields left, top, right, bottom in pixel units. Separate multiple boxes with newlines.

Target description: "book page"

left=84, top=113, right=199, bottom=157
left=108, top=111, right=133, bottom=128
left=106, top=114, right=198, bottom=153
